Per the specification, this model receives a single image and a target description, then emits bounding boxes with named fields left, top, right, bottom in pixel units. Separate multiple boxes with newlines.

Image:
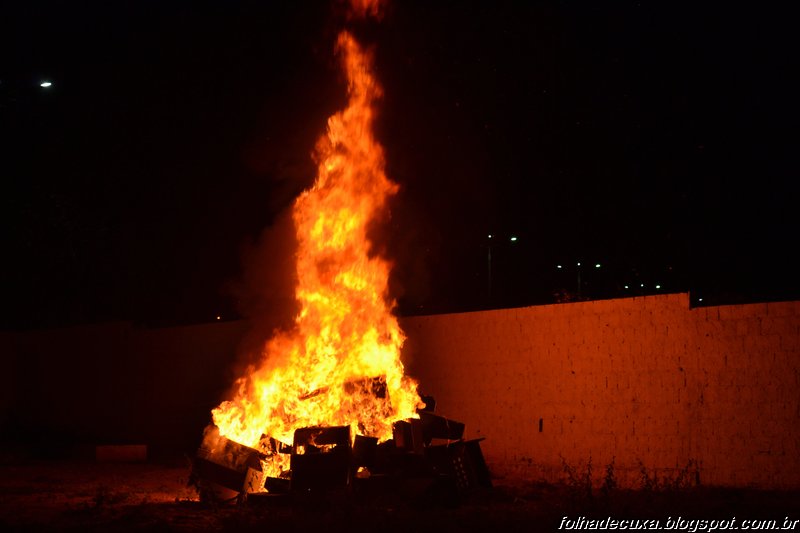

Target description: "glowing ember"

left=209, top=2, right=421, bottom=482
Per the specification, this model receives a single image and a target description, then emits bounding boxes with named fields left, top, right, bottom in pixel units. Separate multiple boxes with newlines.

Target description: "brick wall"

left=400, top=293, right=800, bottom=489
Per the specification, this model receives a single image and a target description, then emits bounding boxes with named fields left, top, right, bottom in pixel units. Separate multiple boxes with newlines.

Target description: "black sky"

left=2, top=1, right=798, bottom=330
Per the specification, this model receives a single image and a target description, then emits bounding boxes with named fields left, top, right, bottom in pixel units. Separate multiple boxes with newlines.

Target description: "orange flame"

left=211, top=30, right=421, bottom=479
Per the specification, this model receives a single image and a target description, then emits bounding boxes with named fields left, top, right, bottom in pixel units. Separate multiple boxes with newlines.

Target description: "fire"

left=209, top=17, right=421, bottom=480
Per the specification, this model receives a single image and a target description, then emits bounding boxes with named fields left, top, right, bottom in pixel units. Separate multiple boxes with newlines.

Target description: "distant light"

left=510, top=236, right=518, bottom=242
left=595, top=263, right=601, bottom=268
left=576, top=262, right=581, bottom=267
left=216, top=316, right=221, bottom=320
left=655, top=284, right=661, bottom=289
left=698, top=298, right=704, bottom=302
left=556, top=264, right=562, bottom=269
left=488, top=234, right=493, bottom=239
left=40, top=81, right=52, bottom=88
left=624, top=285, right=629, bottom=289
left=640, top=283, right=644, bottom=288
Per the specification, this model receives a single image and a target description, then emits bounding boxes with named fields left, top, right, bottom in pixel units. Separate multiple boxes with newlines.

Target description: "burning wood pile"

left=190, top=401, right=491, bottom=506
left=189, top=0, right=490, bottom=507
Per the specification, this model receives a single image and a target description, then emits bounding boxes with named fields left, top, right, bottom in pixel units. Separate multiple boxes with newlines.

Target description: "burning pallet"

left=189, top=405, right=491, bottom=507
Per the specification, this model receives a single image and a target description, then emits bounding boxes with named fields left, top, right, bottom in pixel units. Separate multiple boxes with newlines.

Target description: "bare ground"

left=0, top=460, right=798, bottom=532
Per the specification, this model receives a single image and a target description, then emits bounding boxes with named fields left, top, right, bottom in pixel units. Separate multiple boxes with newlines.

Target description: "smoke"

left=223, top=209, right=299, bottom=371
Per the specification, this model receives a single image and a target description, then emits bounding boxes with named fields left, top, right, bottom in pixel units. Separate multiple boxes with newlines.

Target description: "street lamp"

left=487, top=235, right=493, bottom=300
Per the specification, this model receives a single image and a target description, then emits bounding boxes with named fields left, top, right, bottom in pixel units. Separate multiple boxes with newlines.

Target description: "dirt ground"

left=1, top=459, right=798, bottom=532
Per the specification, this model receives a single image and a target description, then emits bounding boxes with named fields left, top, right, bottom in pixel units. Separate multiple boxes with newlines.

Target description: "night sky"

left=2, top=1, right=798, bottom=330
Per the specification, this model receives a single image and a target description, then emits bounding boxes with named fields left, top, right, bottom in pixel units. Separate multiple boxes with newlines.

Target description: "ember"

left=191, top=0, right=491, bottom=505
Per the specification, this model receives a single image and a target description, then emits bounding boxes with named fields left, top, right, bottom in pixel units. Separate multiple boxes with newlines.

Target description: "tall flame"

left=210, top=28, right=420, bottom=475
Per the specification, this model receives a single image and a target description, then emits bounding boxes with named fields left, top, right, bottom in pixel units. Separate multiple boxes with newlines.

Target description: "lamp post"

left=487, top=234, right=493, bottom=301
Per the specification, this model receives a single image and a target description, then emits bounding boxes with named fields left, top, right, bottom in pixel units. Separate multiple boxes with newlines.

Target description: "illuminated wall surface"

left=1, top=293, right=797, bottom=488
left=402, top=293, right=800, bottom=489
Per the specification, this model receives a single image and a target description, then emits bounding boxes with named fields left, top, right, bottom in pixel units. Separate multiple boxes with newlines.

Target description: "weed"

left=560, top=456, right=593, bottom=500
left=638, top=460, right=659, bottom=492
left=637, top=459, right=700, bottom=492
left=666, top=459, right=700, bottom=490
left=601, top=456, right=617, bottom=498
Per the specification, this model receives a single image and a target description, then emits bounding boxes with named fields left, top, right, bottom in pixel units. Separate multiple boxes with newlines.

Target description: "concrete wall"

left=0, top=320, right=251, bottom=456
left=2, top=293, right=798, bottom=488
left=400, top=293, right=800, bottom=489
